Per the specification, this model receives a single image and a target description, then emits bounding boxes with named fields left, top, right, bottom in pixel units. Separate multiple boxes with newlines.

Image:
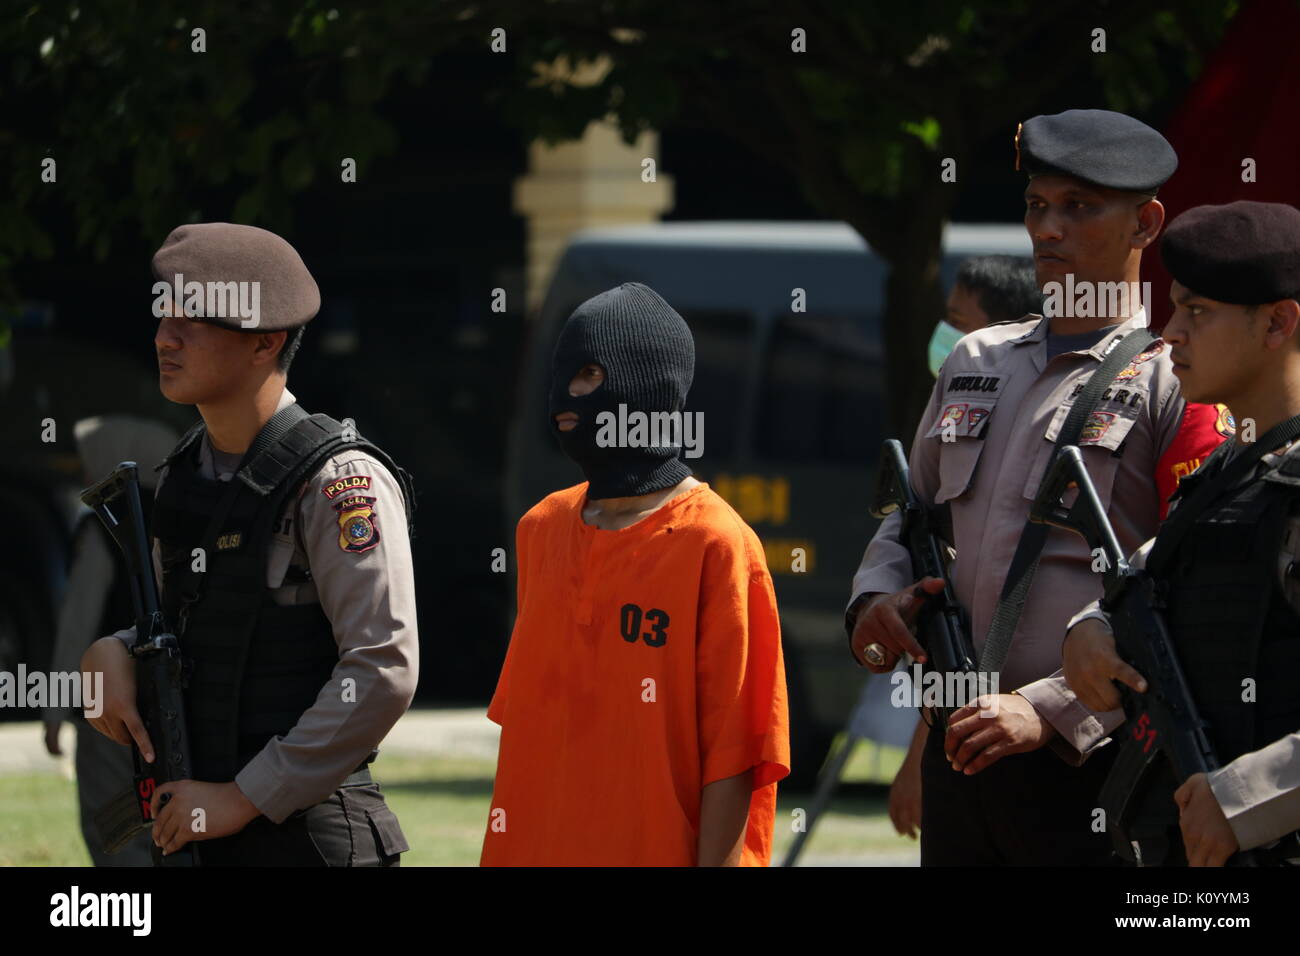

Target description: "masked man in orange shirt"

left=481, top=282, right=790, bottom=866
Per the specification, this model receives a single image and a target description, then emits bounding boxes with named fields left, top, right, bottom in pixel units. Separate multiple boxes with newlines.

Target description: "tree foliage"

left=2, top=0, right=1239, bottom=425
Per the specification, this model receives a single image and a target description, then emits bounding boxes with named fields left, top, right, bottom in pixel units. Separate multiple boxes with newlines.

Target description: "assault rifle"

left=871, top=439, right=979, bottom=728
left=1030, top=445, right=1270, bottom=866
left=80, top=462, right=198, bottom=867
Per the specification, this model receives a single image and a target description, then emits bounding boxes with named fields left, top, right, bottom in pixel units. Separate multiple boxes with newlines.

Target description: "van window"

left=755, top=312, right=882, bottom=463
left=682, top=310, right=752, bottom=460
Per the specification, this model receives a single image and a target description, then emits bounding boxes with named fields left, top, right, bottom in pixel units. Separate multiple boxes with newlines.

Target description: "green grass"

left=376, top=753, right=497, bottom=866
left=771, top=736, right=919, bottom=864
left=1, top=739, right=918, bottom=866
left=0, top=771, right=93, bottom=866
left=774, top=790, right=919, bottom=863
left=838, top=736, right=908, bottom=784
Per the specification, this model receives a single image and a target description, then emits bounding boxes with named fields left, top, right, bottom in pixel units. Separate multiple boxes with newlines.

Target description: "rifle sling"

left=977, top=327, right=1156, bottom=675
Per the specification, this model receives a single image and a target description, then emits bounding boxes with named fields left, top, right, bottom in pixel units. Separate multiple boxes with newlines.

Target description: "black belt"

left=341, top=766, right=373, bottom=787
left=341, top=752, right=378, bottom=787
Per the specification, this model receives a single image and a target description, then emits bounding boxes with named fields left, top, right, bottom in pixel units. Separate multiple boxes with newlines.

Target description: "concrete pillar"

left=512, top=58, right=675, bottom=315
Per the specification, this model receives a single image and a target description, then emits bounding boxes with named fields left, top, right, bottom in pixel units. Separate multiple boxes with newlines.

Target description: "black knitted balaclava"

left=549, top=283, right=695, bottom=499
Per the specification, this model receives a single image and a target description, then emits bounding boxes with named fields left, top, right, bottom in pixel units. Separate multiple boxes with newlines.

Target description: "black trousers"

left=919, top=719, right=1119, bottom=866
left=196, top=780, right=409, bottom=867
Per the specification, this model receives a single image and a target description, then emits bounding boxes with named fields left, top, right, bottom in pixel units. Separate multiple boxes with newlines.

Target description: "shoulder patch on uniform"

left=334, top=494, right=380, bottom=553
left=1080, top=411, right=1117, bottom=443
left=940, top=403, right=968, bottom=426
left=1114, top=341, right=1165, bottom=379
left=1134, top=341, right=1164, bottom=364
left=321, top=474, right=372, bottom=501
left=1214, top=403, right=1237, bottom=437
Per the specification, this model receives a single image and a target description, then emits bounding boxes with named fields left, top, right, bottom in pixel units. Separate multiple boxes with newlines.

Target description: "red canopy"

left=1144, top=0, right=1300, bottom=329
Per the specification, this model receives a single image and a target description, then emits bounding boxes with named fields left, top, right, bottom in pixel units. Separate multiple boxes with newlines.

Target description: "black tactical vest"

left=1148, top=444, right=1300, bottom=764
left=150, top=405, right=414, bottom=783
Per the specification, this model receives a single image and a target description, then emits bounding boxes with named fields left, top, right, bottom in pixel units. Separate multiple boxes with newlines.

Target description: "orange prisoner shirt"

left=481, top=482, right=791, bottom=866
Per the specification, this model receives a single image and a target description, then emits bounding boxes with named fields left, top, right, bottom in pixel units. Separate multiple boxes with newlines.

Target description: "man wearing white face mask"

left=927, top=256, right=1043, bottom=377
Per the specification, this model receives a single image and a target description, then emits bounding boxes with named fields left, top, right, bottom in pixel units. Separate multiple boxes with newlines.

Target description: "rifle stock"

left=81, top=462, right=198, bottom=867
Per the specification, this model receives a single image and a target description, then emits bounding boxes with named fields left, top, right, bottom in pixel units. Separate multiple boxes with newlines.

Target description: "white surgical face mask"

left=928, top=320, right=965, bottom=377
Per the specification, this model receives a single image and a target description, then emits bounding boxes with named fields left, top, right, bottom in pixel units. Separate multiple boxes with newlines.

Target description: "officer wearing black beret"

left=847, top=108, right=1233, bottom=866
left=1014, top=108, right=1178, bottom=194
left=1063, top=201, right=1300, bottom=865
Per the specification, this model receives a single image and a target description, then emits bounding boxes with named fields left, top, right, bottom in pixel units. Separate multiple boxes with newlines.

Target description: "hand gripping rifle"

left=870, top=439, right=979, bottom=729
left=81, top=462, right=198, bottom=867
left=1029, top=445, right=1270, bottom=866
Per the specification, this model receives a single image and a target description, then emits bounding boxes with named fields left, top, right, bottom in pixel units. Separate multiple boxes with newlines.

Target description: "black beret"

left=1016, top=109, right=1177, bottom=193
left=151, top=223, right=320, bottom=332
left=1162, top=201, right=1300, bottom=305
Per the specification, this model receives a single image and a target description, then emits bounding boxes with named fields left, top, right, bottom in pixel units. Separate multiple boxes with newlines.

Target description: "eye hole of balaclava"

left=567, top=363, right=606, bottom=399
left=551, top=363, right=605, bottom=435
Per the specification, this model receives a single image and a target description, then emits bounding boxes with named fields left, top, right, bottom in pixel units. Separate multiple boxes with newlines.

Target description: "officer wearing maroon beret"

left=81, top=223, right=418, bottom=866
left=1063, top=201, right=1300, bottom=865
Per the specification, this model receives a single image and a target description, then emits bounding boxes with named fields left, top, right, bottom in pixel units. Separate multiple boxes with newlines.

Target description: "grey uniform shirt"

left=108, top=388, right=419, bottom=823
left=1065, top=438, right=1300, bottom=852
left=850, top=311, right=1193, bottom=760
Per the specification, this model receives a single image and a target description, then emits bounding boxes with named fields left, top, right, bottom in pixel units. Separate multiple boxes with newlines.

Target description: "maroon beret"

left=151, top=222, right=320, bottom=331
left=1162, top=201, right=1300, bottom=305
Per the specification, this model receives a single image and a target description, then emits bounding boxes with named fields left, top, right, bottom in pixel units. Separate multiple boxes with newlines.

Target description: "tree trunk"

left=849, top=186, right=954, bottom=444
left=880, top=231, right=946, bottom=442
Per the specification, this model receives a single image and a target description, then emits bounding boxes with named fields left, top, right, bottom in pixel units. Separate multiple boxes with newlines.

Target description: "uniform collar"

left=1008, top=308, right=1150, bottom=355
left=273, top=386, right=296, bottom=413
left=199, top=387, right=298, bottom=474
left=1008, top=314, right=1049, bottom=346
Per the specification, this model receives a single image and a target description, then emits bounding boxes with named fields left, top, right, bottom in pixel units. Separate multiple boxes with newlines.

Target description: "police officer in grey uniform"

left=846, top=110, right=1229, bottom=864
left=1063, top=201, right=1300, bottom=866
left=81, top=223, right=417, bottom=866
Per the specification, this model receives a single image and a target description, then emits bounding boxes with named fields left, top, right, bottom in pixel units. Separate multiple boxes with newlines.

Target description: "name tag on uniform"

left=215, top=531, right=243, bottom=551
left=1066, top=380, right=1148, bottom=411
left=947, top=374, right=1003, bottom=395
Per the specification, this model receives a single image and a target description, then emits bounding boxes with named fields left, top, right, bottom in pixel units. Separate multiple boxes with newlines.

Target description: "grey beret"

left=1016, top=109, right=1178, bottom=193
left=151, top=222, right=320, bottom=332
